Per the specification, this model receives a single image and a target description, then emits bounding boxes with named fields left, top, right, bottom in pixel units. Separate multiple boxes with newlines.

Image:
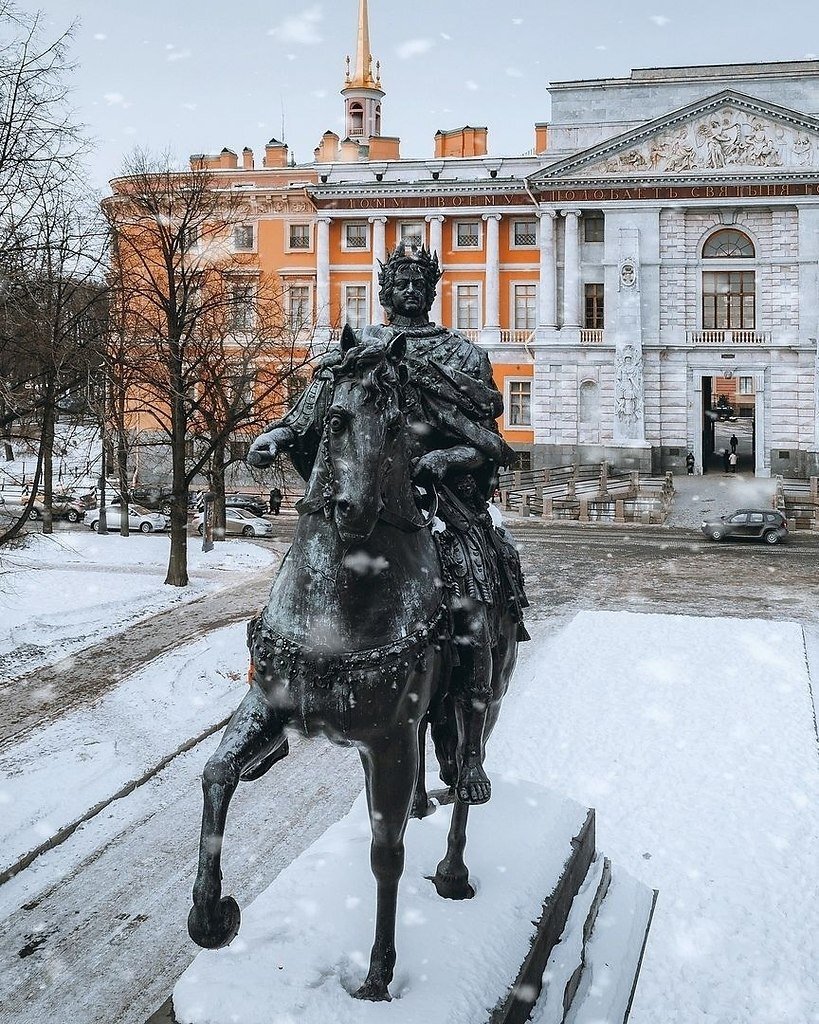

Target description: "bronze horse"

left=188, top=330, right=520, bottom=1001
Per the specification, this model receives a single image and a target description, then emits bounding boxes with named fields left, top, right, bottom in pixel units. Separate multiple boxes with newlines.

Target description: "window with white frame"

left=344, top=221, right=369, bottom=250
left=344, top=284, right=368, bottom=329
left=511, top=219, right=538, bottom=248
left=286, top=284, right=311, bottom=331
left=233, top=224, right=254, bottom=251
left=506, top=380, right=532, bottom=427
left=288, top=223, right=311, bottom=250
left=739, top=376, right=754, bottom=395
left=454, top=220, right=481, bottom=249
left=513, top=283, right=537, bottom=330
left=454, top=284, right=480, bottom=330
left=229, top=280, right=256, bottom=330
left=398, top=221, right=424, bottom=249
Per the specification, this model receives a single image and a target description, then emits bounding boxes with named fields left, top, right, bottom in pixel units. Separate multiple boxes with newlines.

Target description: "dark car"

left=223, top=493, right=269, bottom=517
left=701, top=508, right=788, bottom=545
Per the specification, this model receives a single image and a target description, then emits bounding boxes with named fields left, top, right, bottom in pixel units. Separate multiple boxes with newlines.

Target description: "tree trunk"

left=41, top=394, right=55, bottom=536
left=211, top=437, right=227, bottom=542
left=116, top=393, right=130, bottom=537
left=165, top=364, right=189, bottom=587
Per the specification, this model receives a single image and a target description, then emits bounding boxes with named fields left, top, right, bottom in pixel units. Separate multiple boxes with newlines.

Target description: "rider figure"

left=248, top=243, right=528, bottom=805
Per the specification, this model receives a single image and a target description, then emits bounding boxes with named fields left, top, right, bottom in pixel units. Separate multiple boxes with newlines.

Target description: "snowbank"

left=490, top=610, right=819, bottom=1024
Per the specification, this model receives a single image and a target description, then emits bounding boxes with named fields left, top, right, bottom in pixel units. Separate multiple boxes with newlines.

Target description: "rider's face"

left=392, top=269, right=426, bottom=317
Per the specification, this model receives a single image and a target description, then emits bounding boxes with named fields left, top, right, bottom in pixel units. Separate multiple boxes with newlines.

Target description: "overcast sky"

left=21, top=0, right=819, bottom=192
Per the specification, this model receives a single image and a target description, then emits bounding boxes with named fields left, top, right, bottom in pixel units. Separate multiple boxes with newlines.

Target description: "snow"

left=491, top=611, right=819, bottom=1024
left=0, top=623, right=247, bottom=875
left=3, top=589, right=818, bottom=1022
left=173, top=776, right=590, bottom=1024
left=0, top=533, right=276, bottom=678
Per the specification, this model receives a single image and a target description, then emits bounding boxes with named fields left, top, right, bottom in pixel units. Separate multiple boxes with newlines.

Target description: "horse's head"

left=322, top=325, right=409, bottom=546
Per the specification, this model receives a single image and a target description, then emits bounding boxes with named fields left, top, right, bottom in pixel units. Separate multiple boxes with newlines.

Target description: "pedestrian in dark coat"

left=269, top=487, right=282, bottom=515
left=685, top=451, right=695, bottom=475
left=730, top=433, right=738, bottom=454
left=722, top=449, right=731, bottom=473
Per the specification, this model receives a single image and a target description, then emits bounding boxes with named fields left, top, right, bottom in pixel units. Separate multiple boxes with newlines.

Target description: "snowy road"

left=0, top=731, right=362, bottom=1024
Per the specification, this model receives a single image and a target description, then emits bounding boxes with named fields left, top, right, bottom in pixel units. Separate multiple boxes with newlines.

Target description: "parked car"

left=26, top=494, right=90, bottom=523
left=110, top=486, right=174, bottom=516
left=701, top=508, right=788, bottom=545
left=195, top=507, right=273, bottom=538
left=223, top=493, right=270, bottom=518
left=83, top=504, right=169, bottom=534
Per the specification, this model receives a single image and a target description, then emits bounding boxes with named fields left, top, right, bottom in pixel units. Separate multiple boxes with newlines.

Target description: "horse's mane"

left=332, top=342, right=403, bottom=412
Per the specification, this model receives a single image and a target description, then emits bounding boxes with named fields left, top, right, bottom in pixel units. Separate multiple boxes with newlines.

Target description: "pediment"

left=531, top=90, right=819, bottom=183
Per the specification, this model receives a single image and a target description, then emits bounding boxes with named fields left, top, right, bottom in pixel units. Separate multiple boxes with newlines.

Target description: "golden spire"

left=345, top=0, right=380, bottom=89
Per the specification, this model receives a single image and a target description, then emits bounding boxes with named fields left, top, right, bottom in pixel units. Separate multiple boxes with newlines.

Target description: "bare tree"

left=105, top=149, right=312, bottom=584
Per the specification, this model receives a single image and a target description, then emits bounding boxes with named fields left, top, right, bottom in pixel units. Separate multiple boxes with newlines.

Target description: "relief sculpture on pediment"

left=592, top=107, right=815, bottom=175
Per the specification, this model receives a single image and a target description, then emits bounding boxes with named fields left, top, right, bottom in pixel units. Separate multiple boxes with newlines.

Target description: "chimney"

left=368, top=136, right=400, bottom=161
left=242, top=147, right=254, bottom=170
left=434, top=126, right=488, bottom=159
left=535, top=124, right=549, bottom=153
left=263, top=138, right=289, bottom=168
left=339, top=137, right=362, bottom=162
left=219, top=147, right=238, bottom=169
left=315, top=130, right=340, bottom=163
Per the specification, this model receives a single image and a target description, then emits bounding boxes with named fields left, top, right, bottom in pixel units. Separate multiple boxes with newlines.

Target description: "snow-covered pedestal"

left=170, top=776, right=652, bottom=1024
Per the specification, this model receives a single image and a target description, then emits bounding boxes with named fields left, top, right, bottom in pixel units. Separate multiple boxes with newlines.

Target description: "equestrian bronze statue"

left=187, top=243, right=528, bottom=1002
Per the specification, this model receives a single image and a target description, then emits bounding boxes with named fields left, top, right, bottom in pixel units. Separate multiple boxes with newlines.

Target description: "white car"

left=196, top=507, right=273, bottom=538
left=83, top=503, right=169, bottom=533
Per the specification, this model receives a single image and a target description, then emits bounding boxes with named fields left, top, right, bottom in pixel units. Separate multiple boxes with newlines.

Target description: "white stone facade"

left=519, top=62, right=819, bottom=477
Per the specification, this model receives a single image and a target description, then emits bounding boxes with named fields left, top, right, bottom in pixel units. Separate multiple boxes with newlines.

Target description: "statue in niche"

left=615, top=345, right=643, bottom=427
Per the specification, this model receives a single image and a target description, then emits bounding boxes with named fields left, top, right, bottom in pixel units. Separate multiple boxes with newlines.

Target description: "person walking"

left=722, top=448, right=731, bottom=473
left=268, top=486, right=282, bottom=516
left=729, top=450, right=738, bottom=473
left=685, top=451, right=695, bottom=475
left=730, top=433, right=738, bottom=455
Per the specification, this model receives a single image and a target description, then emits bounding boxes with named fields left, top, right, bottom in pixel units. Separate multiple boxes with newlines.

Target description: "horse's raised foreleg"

left=353, top=727, right=419, bottom=1001
left=432, top=796, right=475, bottom=900
left=188, top=684, right=288, bottom=949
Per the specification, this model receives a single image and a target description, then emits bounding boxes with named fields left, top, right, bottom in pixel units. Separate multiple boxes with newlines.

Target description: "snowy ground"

left=0, top=533, right=276, bottom=680
left=2, top=542, right=818, bottom=1022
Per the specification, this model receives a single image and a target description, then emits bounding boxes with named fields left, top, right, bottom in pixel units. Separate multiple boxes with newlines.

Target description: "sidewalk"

left=665, top=472, right=777, bottom=530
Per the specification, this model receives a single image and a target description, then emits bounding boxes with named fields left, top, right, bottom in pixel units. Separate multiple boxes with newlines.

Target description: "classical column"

left=426, top=214, right=444, bottom=325
left=370, top=215, right=387, bottom=322
left=483, top=214, right=502, bottom=336
left=538, top=209, right=557, bottom=329
left=315, top=217, right=331, bottom=337
left=561, top=209, right=581, bottom=328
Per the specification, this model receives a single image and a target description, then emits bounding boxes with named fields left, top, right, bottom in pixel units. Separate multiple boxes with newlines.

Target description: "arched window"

left=702, top=228, right=755, bottom=259
left=579, top=379, right=600, bottom=441
left=374, top=104, right=382, bottom=135
left=701, top=228, right=756, bottom=330
left=349, top=102, right=364, bottom=136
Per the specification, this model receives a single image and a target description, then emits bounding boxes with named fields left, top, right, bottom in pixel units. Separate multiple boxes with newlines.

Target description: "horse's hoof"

left=187, top=896, right=241, bottom=949
left=430, top=870, right=475, bottom=901
left=410, top=795, right=436, bottom=819
left=352, top=978, right=392, bottom=1002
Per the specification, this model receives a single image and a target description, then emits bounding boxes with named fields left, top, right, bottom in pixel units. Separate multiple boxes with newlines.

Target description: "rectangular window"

left=584, top=214, right=605, bottom=243
left=182, top=226, right=199, bottom=252
left=513, top=283, right=537, bottom=330
left=233, top=224, right=254, bottom=251
left=454, top=284, right=480, bottom=330
left=288, top=223, right=311, bottom=250
left=584, top=283, right=604, bottom=329
left=507, top=380, right=532, bottom=427
left=398, top=222, right=424, bottom=248
left=512, top=219, right=538, bottom=247
left=344, top=285, right=368, bottom=330
left=344, top=222, right=369, bottom=250
left=229, top=281, right=256, bottom=330
left=702, top=271, right=755, bottom=329
left=286, top=284, right=311, bottom=331
left=739, top=376, right=754, bottom=395
left=455, top=220, right=481, bottom=248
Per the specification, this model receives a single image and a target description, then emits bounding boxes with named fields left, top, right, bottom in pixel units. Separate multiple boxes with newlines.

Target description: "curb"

left=0, top=713, right=231, bottom=887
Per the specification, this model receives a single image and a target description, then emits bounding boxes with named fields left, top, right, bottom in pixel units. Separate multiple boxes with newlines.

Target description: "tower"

left=341, top=0, right=384, bottom=140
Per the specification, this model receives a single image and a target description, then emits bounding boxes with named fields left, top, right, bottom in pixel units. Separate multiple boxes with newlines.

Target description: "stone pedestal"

left=154, top=777, right=654, bottom=1024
